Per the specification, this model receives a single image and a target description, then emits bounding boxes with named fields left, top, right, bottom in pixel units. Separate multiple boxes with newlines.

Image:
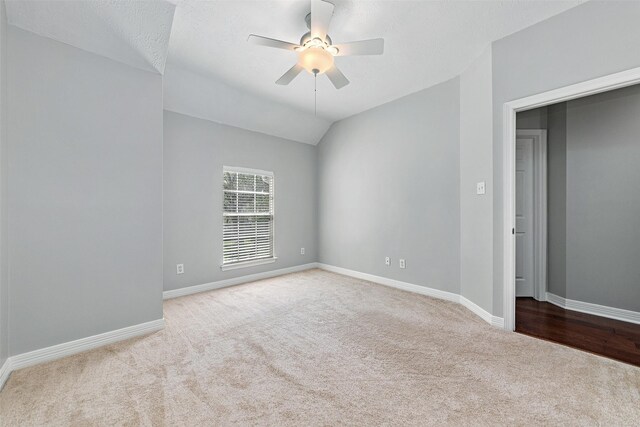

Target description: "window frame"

left=220, top=166, right=276, bottom=271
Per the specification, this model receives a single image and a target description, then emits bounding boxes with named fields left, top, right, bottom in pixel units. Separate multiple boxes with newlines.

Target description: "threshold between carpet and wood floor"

left=1, top=269, right=639, bottom=425
left=516, top=297, right=640, bottom=367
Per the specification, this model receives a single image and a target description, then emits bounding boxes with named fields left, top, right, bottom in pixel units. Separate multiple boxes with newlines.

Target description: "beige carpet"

left=1, top=269, right=639, bottom=425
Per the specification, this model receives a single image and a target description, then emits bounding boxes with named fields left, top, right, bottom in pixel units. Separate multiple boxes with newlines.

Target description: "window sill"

left=220, top=257, right=277, bottom=271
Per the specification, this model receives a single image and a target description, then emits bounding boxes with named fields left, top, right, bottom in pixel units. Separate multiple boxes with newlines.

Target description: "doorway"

left=502, top=66, right=640, bottom=330
left=514, top=129, right=546, bottom=302
left=503, top=68, right=640, bottom=366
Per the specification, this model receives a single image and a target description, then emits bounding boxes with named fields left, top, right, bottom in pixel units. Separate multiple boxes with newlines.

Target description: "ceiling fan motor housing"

left=300, top=31, right=332, bottom=47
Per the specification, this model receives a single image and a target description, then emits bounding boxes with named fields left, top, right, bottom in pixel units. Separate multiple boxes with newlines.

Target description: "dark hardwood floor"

left=515, top=297, right=640, bottom=367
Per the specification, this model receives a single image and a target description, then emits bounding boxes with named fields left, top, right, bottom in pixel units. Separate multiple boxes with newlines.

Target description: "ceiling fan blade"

left=325, top=65, right=349, bottom=89
left=276, top=64, right=304, bottom=85
left=248, top=34, right=300, bottom=51
left=311, top=0, right=335, bottom=41
left=333, top=39, right=384, bottom=56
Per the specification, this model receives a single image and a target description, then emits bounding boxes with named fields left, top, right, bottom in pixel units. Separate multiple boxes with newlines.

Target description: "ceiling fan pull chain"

left=314, top=72, right=317, bottom=116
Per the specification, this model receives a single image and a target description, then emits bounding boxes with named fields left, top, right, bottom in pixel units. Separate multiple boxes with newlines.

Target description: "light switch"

left=476, top=181, right=486, bottom=195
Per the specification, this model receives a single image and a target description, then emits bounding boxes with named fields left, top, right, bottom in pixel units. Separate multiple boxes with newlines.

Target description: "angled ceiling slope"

left=5, top=0, right=176, bottom=74
left=163, top=64, right=332, bottom=145
left=5, top=0, right=585, bottom=145
left=167, top=0, right=584, bottom=122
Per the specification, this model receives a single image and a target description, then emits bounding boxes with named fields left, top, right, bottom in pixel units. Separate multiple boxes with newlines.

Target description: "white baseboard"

left=546, top=292, right=640, bottom=325
left=317, top=263, right=459, bottom=302
left=0, top=357, right=11, bottom=392
left=460, top=295, right=498, bottom=326
left=163, top=262, right=319, bottom=300
left=491, top=316, right=505, bottom=329
left=317, top=263, right=503, bottom=328
left=0, top=263, right=504, bottom=393
left=0, top=318, right=165, bottom=391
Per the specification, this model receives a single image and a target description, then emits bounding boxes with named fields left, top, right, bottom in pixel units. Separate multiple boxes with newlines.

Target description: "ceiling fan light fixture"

left=298, top=46, right=334, bottom=75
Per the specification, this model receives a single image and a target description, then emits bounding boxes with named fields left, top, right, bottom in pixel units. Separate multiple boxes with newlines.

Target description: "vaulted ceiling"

left=5, top=0, right=176, bottom=74
left=6, top=0, right=584, bottom=144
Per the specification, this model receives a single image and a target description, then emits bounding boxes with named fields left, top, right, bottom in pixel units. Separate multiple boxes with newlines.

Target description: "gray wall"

left=514, top=104, right=567, bottom=298
left=546, top=103, right=567, bottom=298
left=459, top=47, right=493, bottom=312
left=317, top=78, right=461, bottom=293
left=7, top=27, right=163, bottom=355
left=516, top=86, right=640, bottom=312
left=163, top=111, right=317, bottom=292
left=516, top=107, right=547, bottom=130
left=0, top=0, right=7, bottom=367
left=490, top=0, right=640, bottom=317
left=565, top=85, right=640, bottom=311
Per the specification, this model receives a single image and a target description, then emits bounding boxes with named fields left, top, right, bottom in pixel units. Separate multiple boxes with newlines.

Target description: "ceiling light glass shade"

left=298, top=47, right=334, bottom=75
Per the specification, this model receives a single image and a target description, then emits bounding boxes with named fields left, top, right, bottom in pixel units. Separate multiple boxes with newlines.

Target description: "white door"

left=515, top=136, right=534, bottom=297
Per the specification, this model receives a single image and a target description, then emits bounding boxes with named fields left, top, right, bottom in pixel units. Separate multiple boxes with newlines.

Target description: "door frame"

left=502, top=66, right=640, bottom=331
left=516, top=129, right=547, bottom=302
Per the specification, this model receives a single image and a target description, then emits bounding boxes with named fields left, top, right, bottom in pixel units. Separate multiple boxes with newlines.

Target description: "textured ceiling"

left=166, top=0, right=584, bottom=122
left=5, top=0, right=176, bottom=74
left=5, top=0, right=585, bottom=144
left=163, top=64, right=332, bottom=145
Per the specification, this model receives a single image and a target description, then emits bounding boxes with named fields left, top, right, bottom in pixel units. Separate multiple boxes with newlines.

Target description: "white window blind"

left=222, top=167, right=274, bottom=267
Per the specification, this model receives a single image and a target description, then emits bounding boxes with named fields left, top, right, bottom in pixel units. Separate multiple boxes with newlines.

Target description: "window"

left=222, top=167, right=275, bottom=270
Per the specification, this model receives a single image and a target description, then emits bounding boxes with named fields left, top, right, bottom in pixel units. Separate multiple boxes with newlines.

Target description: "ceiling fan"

left=248, top=0, right=384, bottom=89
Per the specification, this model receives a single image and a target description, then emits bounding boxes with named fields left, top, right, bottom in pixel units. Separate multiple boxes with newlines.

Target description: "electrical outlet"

left=176, top=264, right=184, bottom=275
left=399, top=259, right=406, bottom=269
left=385, top=257, right=390, bottom=266
left=300, top=247, right=305, bottom=255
